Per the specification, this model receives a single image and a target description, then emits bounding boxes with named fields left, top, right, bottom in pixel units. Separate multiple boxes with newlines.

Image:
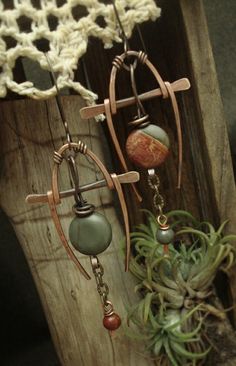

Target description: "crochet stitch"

left=0, top=0, right=160, bottom=104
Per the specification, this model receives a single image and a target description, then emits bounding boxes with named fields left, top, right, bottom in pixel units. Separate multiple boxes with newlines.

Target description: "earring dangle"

left=108, top=49, right=185, bottom=188
left=26, top=61, right=140, bottom=331
left=80, top=38, right=190, bottom=255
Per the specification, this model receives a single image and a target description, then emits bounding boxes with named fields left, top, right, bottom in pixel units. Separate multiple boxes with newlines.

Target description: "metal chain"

left=90, top=256, right=109, bottom=306
left=147, top=169, right=164, bottom=212
left=147, top=169, right=167, bottom=225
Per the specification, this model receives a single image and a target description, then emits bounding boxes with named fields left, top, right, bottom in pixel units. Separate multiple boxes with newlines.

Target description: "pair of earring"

left=26, top=47, right=190, bottom=332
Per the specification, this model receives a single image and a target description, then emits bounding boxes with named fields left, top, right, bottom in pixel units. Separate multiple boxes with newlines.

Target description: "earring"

left=81, top=50, right=189, bottom=189
left=26, top=140, right=139, bottom=330
left=26, top=56, right=141, bottom=331
left=80, top=47, right=190, bottom=253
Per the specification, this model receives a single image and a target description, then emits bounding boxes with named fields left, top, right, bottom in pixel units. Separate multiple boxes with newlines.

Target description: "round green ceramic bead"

left=69, top=212, right=112, bottom=255
left=156, top=228, right=174, bottom=245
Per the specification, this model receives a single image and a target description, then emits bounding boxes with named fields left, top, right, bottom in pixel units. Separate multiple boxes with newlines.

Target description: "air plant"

left=127, top=210, right=236, bottom=365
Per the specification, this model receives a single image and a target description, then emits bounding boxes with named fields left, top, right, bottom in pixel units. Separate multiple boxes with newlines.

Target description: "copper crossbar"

left=26, top=171, right=139, bottom=204
left=80, top=78, right=190, bottom=119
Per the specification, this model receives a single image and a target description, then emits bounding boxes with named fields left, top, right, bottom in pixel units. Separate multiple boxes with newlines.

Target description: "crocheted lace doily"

left=0, top=0, right=160, bottom=103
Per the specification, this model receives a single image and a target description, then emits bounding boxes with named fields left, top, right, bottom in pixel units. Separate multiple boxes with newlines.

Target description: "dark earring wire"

left=112, top=1, right=149, bottom=54
left=45, top=54, right=72, bottom=146
left=136, top=24, right=148, bottom=54
left=112, top=0, right=130, bottom=53
left=45, top=53, right=86, bottom=206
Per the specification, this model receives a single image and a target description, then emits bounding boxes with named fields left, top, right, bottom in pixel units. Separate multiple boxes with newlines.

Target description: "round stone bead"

left=103, top=313, right=121, bottom=331
left=126, top=124, right=170, bottom=169
left=156, top=227, right=174, bottom=245
left=69, top=212, right=112, bottom=255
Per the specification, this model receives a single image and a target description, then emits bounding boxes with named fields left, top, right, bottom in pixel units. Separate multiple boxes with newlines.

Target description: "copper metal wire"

left=76, top=140, right=87, bottom=154
left=53, top=151, right=63, bottom=165
left=128, top=114, right=149, bottom=128
left=137, top=51, right=147, bottom=64
left=112, top=55, right=123, bottom=70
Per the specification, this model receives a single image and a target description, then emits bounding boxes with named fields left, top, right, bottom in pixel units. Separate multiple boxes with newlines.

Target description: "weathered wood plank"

left=178, top=0, right=236, bottom=319
left=179, top=0, right=236, bottom=225
left=0, top=97, right=153, bottom=366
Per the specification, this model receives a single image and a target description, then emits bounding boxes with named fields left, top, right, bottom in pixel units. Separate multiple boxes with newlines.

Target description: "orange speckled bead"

left=103, top=313, right=121, bottom=331
left=126, top=124, right=170, bottom=169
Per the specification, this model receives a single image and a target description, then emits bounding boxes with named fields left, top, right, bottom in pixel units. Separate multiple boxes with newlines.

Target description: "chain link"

left=90, top=256, right=109, bottom=306
left=147, top=169, right=165, bottom=215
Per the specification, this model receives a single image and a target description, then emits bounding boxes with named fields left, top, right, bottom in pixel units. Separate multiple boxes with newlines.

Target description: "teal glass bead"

left=69, top=212, right=112, bottom=255
left=156, top=227, right=174, bottom=245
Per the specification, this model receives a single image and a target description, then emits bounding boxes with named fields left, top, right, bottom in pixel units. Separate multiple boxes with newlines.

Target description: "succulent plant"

left=127, top=210, right=236, bottom=365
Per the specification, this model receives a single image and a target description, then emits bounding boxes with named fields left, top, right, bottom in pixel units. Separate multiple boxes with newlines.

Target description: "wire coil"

left=53, top=151, right=63, bottom=165
left=76, top=141, right=87, bottom=155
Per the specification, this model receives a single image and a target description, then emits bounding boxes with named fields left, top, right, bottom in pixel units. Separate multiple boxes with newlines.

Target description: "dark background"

left=0, top=1, right=235, bottom=365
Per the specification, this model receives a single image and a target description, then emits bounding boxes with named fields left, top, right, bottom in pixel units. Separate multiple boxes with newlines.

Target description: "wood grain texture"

left=0, top=97, right=152, bottom=366
left=178, top=0, right=236, bottom=320
left=180, top=0, right=236, bottom=226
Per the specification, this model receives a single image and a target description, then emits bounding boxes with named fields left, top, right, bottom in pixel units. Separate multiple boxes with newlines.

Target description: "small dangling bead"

left=156, top=224, right=174, bottom=255
left=103, top=301, right=121, bottom=331
left=103, top=313, right=121, bottom=331
left=156, top=224, right=174, bottom=245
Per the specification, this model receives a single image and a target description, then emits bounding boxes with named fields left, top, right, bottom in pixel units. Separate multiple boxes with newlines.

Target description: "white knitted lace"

left=0, top=0, right=160, bottom=103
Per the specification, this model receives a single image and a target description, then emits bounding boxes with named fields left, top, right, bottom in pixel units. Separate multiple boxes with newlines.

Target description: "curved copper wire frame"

left=48, top=142, right=131, bottom=278
left=108, top=50, right=183, bottom=188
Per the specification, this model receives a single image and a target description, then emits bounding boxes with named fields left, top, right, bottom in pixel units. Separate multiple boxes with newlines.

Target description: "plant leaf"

left=143, top=292, right=154, bottom=324
left=170, top=340, right=210, bottom=360
left=163, top=337, right=179, bottom=366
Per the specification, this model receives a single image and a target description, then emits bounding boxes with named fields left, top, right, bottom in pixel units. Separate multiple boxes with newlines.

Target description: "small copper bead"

left=103, top=313, right=121, bottom=331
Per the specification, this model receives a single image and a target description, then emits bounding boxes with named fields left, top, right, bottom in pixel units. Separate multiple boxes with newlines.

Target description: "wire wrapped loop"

left=138, top=51, right=148, bottom=64
left=76, top=140, right=87, bottom=154
left=157, top=214, right=168, bottom=226
left=112, top=55, right=123, bottom=70
left=128, top=114, right=149, bottom=128
left=53, top=151, right=63, bottom=165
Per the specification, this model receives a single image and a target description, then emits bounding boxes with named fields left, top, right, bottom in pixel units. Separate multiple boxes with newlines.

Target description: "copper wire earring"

left=81, top=50, right=189, bottom=189
left=80, top=47, right=190, bottom=254
left=26, top=60, right=140, bottom=331
left=79, top=2, right=191, bottom=256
